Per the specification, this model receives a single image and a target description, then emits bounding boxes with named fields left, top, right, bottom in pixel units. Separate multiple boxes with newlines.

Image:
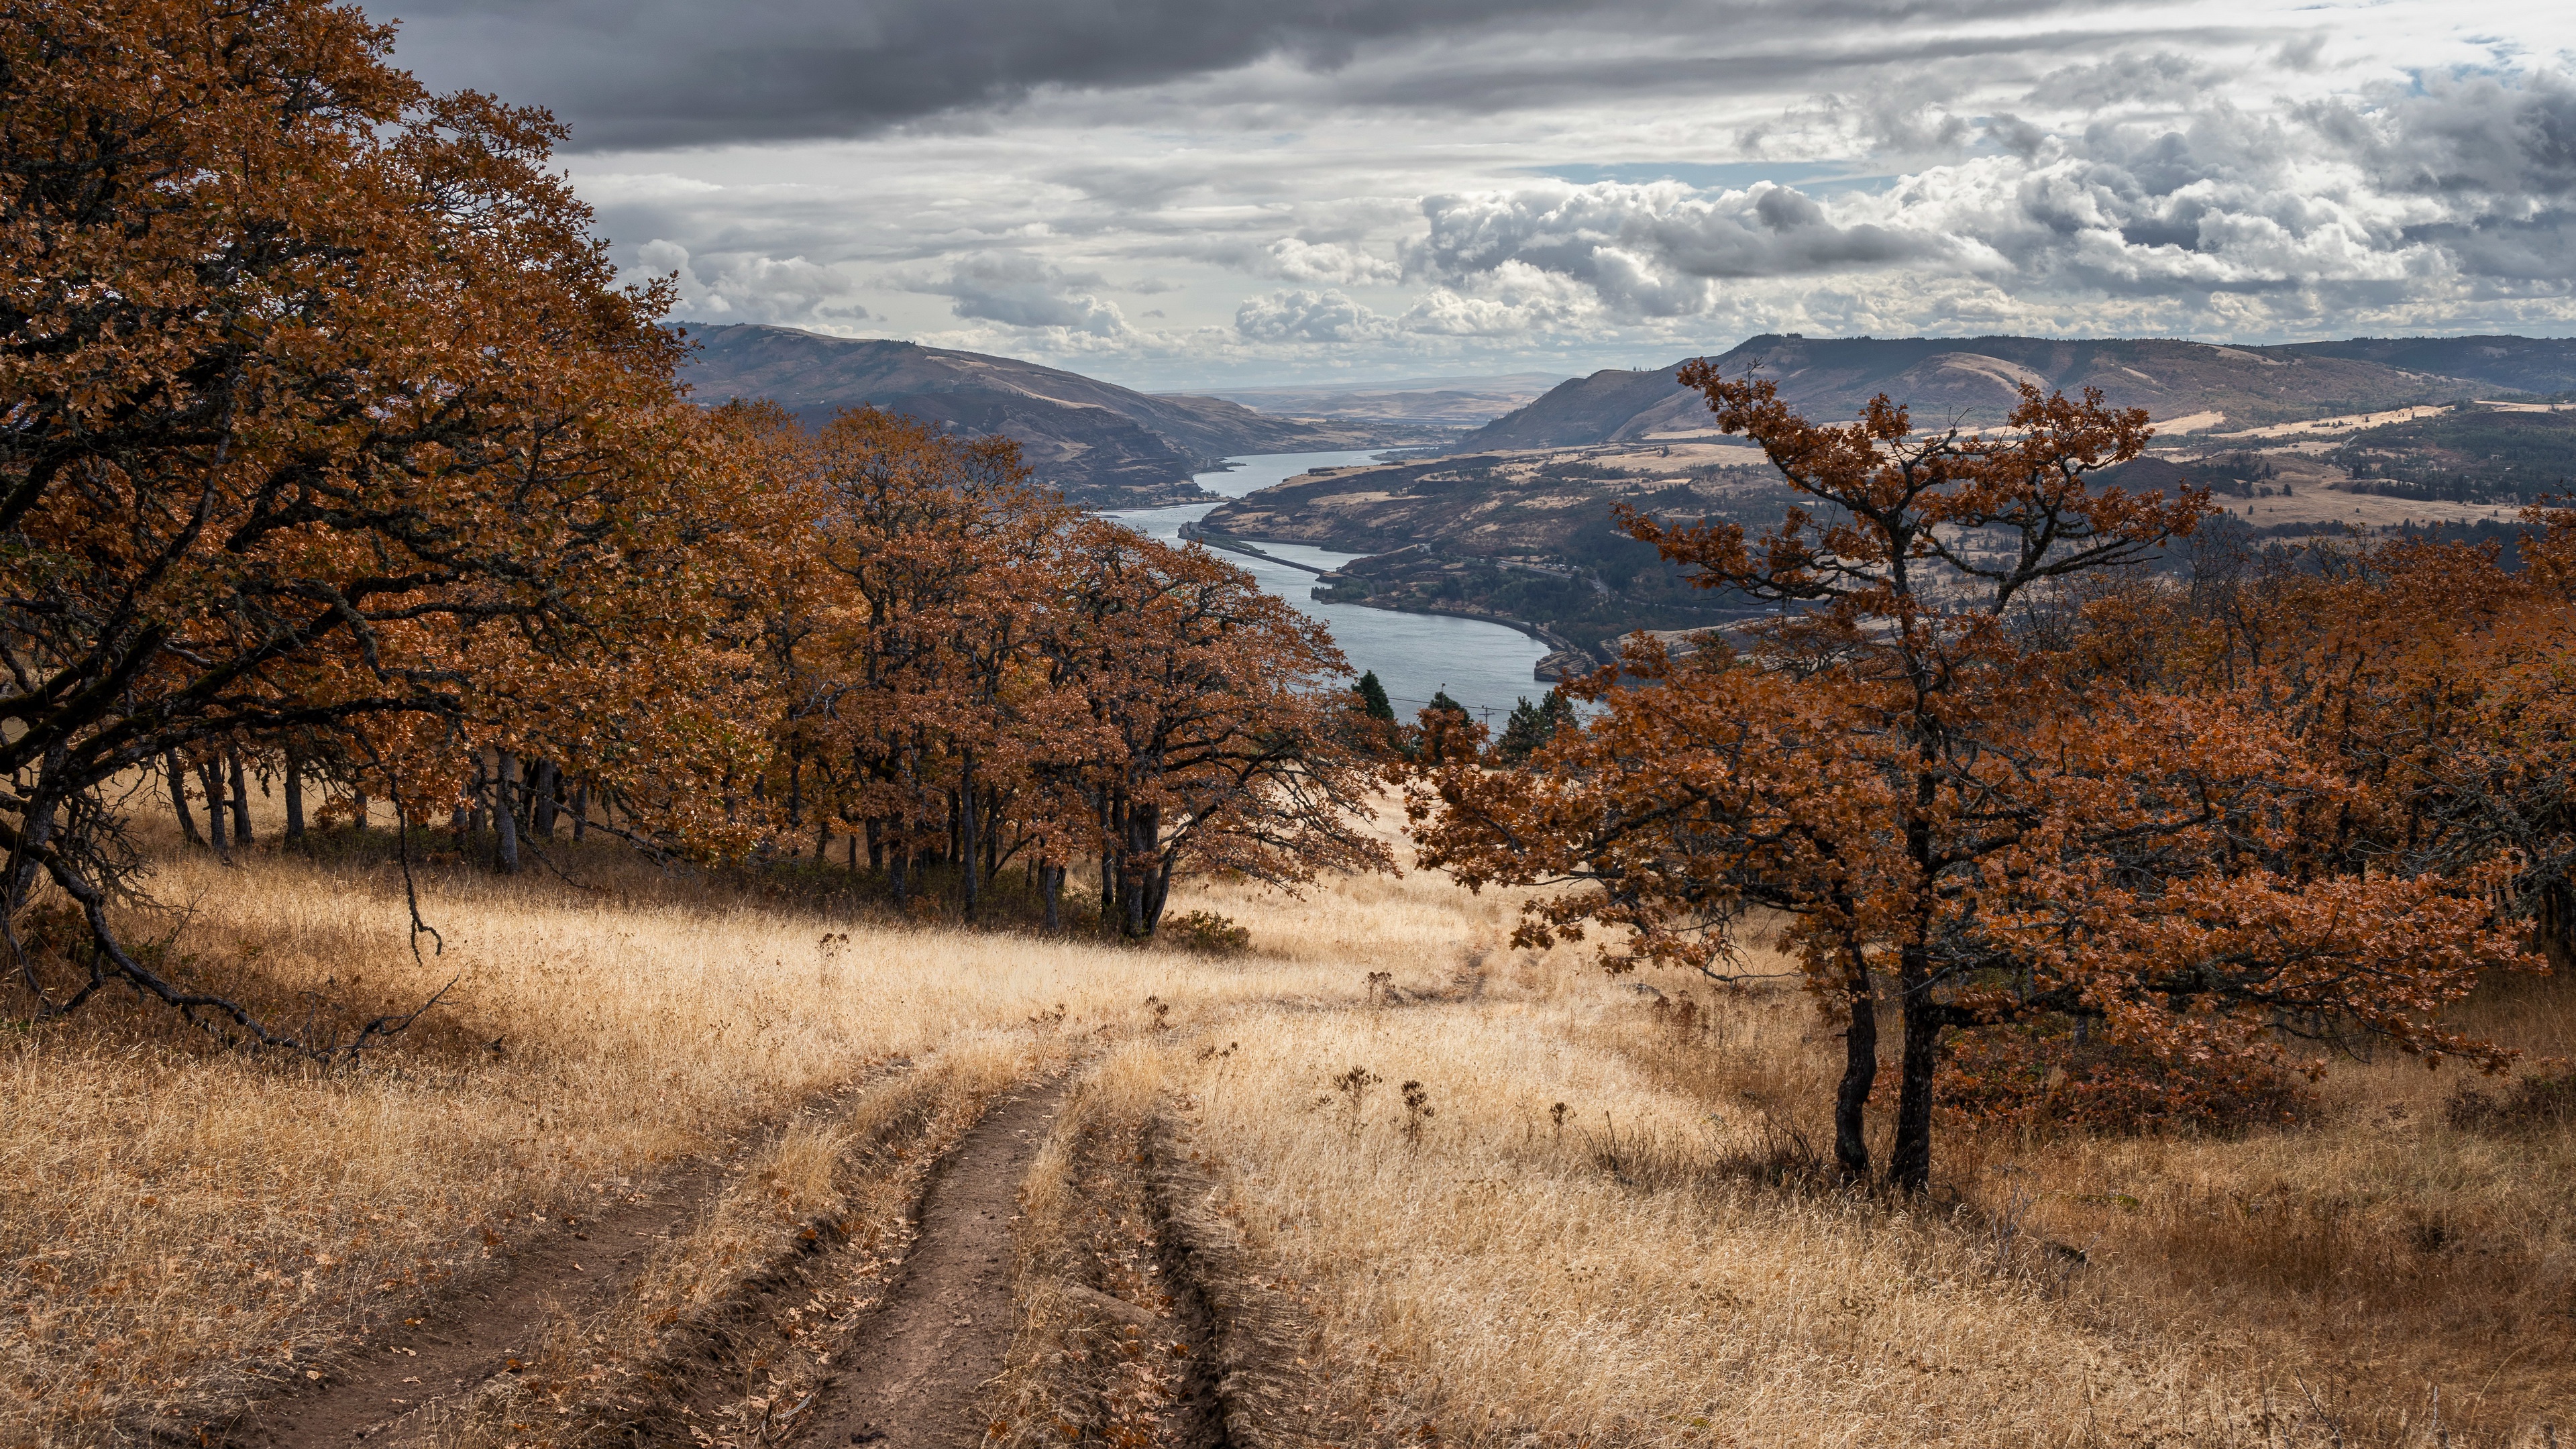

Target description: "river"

left=1104, top=451, right=1554, bottom=727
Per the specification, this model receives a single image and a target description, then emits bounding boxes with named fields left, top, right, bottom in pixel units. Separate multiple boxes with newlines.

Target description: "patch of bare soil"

left=796, top=1081, right=1069, bottom=1449
left=210, top=1157, right=738, bottom=1449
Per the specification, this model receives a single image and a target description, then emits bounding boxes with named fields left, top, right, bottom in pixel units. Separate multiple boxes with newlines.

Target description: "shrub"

left=2445, top=1065, right=2576, bottom=1134
left=1936, top=1022, right=2313, bottom=1134
left=1166, top=910, right=1250, bottom=956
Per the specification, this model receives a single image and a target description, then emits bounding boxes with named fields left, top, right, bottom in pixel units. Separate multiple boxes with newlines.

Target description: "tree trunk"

left=959, top=752, right=979, bottom=918
left=227, top=752, right=253, bottom=846
left=1120, top=801, right=1162, bottom=937
left=1888, top=953, right=1943, bottom=1195
left=166, top=753, right=205, bottom=847
left=866, top=816, right=882, bottom=872
left=1041, top=862, right=1063, bottom=932
left=199, top=760, right=229, bottom=855
left=531, top=760, right=558, bottom=839
left=890, top=846, right=908, bottom=904
left=570, top=782, right=585, bottom=841
left=352, top=792, right=368, bottom=831
left=983, top=792, right=1003, bottom=880
left=494, top=751, right=521, bottom=874
left=282, top=751, right=305, bottom=844
left=1833, top=949, right=1878, bottom=1183
left=1144, top=859, right=1174, bottom=934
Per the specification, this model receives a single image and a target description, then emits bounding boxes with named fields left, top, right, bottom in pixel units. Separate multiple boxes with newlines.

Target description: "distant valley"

left=683, top=323, right=2576, bottom=676
left=680, top=324, right=1450, bottom=506
left=1203, top=333, right=2576, bottom=672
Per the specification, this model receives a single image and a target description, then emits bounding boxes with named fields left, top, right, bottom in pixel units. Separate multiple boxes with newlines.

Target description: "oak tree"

left=1411, top=371, right=2534, bottom=1191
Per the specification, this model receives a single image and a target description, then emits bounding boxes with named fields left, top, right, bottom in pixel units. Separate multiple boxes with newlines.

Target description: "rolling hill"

left=678, top=324, right=1420, bottom=506
left=1459, top=334, right=2576, bottom=449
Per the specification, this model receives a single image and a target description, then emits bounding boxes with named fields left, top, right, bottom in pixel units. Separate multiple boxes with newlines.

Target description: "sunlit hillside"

left=7, top=802, right=2569, bottom=1448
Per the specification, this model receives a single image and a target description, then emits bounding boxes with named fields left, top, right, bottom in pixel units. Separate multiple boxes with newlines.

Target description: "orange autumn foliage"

left=1, top=0, right=808, bottom=1040
left=1410, top=368, right=2546, bottom=1191
left=742, top=408, right=1389, bottom=936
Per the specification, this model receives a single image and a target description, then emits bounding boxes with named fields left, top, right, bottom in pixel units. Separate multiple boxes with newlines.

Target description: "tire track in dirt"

left=215, top=1158, right=736, bottom=1448
left=797, top=1080, right=1069, bottom=1449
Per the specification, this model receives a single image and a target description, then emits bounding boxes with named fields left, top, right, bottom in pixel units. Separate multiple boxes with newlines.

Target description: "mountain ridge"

left=1459, top=334, right=2576, bottom=451
left=678, top=323, right=1421, bottom=506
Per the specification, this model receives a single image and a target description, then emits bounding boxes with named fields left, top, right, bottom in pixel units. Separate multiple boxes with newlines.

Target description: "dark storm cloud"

left=380, top=0, right=2107, bottom=152
left=382, top=0, right=1591, bottom=150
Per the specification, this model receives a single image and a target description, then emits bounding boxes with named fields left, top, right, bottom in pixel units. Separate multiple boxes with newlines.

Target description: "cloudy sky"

left=382, top=0, right=2575, bottom=390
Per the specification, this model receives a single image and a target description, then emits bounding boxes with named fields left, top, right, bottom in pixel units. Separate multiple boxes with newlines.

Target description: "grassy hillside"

left=7, top=797, right=2571, bottom=1447
left=1460, top=334, right=2576, bottom=451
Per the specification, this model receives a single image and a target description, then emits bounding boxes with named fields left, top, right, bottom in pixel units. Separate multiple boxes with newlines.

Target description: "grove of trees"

left=1, top=0, right=1384, bottom=1051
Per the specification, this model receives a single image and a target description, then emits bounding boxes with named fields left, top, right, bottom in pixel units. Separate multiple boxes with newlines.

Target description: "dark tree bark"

left=530, top=759, right=557, bottom=839
left=166, top=753, right=205, bottom=847
left=282, top=752, right=305, bottom=844
left=1833, top=949, right=1879, bottom=1183
left=227, top=751, right=253, bottom=845
left=959, top=751, right=979, bottom=918
left=1890, top=949, right=1943, bottom=1195
left=1118, top=800, right=1169, bottom=936
left=352, top=792, right=368, bottom=831
left=983, top=790, right=1003, bottom=881
left=199, top=760, right=229, bottom=855
left=570, top=782, right=586, bottom=841
left=494, top=751, right=521, bottom=873
left=1040, top=862, right=1063, bottom=932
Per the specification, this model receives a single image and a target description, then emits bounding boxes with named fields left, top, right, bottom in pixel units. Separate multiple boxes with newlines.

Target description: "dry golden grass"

left=0, top=826, right=1373, bottom=1446
left=1170, top=991, right=2268, bottom=1446
left=7, top=796, right=2571, bottom=1447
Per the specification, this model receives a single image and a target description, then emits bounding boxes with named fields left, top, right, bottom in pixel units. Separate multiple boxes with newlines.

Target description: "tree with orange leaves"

left=0, top=0, right=767, bottom=1047
left=1411, top=369, right=2534, bottom=1191
left=2070, top=517, right=2576, bottom=979
left=1042, top=518, right=1392, bottom=937
left=771, top=406, right=1077, bottom=912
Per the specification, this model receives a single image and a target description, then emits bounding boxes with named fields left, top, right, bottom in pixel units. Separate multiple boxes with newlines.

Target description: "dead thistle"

left=1401, top=1081, right=1436, bottom=1145
left=1332, top=1065, right=1381, bottom=1132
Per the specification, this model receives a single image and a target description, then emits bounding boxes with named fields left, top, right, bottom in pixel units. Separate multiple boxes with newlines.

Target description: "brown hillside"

left=1460, top=333, right=2576, bottom=449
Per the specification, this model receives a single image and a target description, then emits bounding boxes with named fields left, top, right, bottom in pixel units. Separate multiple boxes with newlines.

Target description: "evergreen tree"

left=1354, top=670, right=1396, bottom=721
left=1493, top=689, right=1576, bottom=763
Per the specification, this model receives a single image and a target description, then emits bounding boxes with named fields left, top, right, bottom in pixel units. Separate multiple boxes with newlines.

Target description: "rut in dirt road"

left=802, top=1081, right=1067, bottom=1449
left=217, top=1161, right=731, bottom=1449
